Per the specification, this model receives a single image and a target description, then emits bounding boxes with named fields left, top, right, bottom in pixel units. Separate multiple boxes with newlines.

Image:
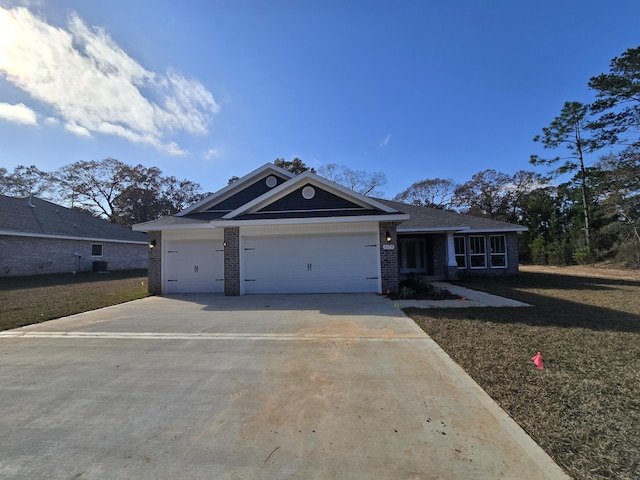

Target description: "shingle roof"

left=375, top=199, right=527, bottom=232
left=0, top=195, right=148, bottom=243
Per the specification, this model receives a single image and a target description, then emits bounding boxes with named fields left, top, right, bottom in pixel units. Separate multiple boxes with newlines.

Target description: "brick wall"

left=224, top=227, right=240, bottom=296
left=0, top=235, right=147, bottom=277
left=379, top=221, right=399, bottom=293
left=147, top=231, right=161, bottom=294
left=431, top=233, right=448, bottom=278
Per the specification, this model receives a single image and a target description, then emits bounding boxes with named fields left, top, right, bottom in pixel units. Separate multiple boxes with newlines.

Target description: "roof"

left=0, top=195, right=148, bottom=243
left=131, top=163, right=526, bottom=234
left=376, top=199, right=527, bottom=233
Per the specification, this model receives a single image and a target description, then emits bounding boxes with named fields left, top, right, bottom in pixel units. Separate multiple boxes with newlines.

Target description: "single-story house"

left=0, top=195, right=148, bottom=276
left=133, top=163, right=526, bottom=295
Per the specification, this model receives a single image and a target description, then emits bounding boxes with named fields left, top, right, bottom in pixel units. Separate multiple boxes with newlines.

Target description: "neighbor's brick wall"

left=0, top=235, right=147, bottom=277
left=379, top=221, right=399, bottom=293
left=147, top=231, right=161, bottom=295
left=224, top=227, right=240, bottom=296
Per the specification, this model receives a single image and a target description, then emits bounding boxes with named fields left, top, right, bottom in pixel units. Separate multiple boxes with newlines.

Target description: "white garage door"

left=243, top=233, right=379, bottom=294
left=164, top=240, right=224, bottom=294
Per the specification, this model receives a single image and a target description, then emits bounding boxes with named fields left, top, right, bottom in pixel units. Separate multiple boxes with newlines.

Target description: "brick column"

left=147, top=231, right=162, bottom=295
left=224, top=227, right=240, bottom=296
left=379, top=222, right=399, bottom=294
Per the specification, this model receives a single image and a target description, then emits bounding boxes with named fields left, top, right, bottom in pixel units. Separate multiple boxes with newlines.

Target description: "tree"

left=393, top=178, right=456, bottom=209
left=595, top=149, right=640, bottom=265
left=530, top=101, right=599, bottom=248
left=588, top=46, right=640, bottom=147
left=56, top=158, right=204, bottom=226
left=273, top=158, right=315, bottom=175
left=452, top=169, right=513, bottom=221
left=56, top=158, right=129, bottom=221
left=0, top=165, right=52, bottom=197
left=317, top=163, right=387, bottom=197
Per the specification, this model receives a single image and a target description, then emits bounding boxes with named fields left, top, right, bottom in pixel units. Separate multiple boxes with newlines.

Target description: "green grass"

left=406, top=269, right=640, bottom=480
left=0, top=270, right=149, bottom=331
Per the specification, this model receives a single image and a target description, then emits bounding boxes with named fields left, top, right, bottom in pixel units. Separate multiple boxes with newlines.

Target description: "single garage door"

left=243, top=233, right=379, bottom=294
left=164, top=239, right=224, bottom=294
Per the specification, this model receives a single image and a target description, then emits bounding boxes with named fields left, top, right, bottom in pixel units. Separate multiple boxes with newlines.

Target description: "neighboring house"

left=133, top=163, right=526, bottom=295
left=0, top=195, right=148, bottom=276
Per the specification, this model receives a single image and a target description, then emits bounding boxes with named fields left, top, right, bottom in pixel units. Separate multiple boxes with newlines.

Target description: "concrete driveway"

left=0, top=294, right=568, bottom=479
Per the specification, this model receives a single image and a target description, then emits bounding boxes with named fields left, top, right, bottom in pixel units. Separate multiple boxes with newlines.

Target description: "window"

left=91, top=244, right=103, bottom=257
left=469, top=236, right=486, bottom=268
left=454, top=236, right=466, bottom=268
left=399, top=238, right=427, bottom=274
left=490, top=235, right=507, bottom=268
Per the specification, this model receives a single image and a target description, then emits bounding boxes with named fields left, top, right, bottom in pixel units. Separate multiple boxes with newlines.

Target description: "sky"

left=1, top=0, right=640, bottom=199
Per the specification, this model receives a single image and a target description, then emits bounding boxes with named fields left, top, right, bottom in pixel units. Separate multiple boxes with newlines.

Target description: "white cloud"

left=203, top=147, right=219, bottom=160
left=380, top=134, right=391, bottom=147
left=64, top=121, right=92, bottom=137
left=0, top=101, right=37, bottom=124
left=0, top=6, right=219, bottom=154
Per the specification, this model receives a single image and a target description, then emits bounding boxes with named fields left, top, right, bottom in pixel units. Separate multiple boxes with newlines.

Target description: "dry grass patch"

left=406, top=267, right=640, bottom=480
left=0, top=270, right=149, bottom=331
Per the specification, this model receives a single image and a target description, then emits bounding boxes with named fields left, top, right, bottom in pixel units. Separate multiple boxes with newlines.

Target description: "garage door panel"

left=243, top=233, right=379, bottom=294
left=165, top=240, right=224, bottom=294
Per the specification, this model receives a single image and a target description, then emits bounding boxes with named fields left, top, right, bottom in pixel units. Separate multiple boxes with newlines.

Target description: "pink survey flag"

left=531, top=351, right=544, bottom=370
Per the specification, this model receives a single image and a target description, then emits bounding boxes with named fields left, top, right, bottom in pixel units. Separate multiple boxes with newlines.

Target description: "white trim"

left=0, top=230, right=147, bottom=245
left=133, top=223, right=215, bottom=232
left=211, top=214, right=409, bottom=228
left=463, top=227, right=528, bottom=233
left=489, top=234, right=508, bottom=269
left=468, top=235, right=487, bottom=269
left=398, top=226, right=526, bottom=233
left=178, top=163, right=294, bottom=216
left=454, top=235, right=467, bottom=269
left=398, top=226, right=471, bottom=233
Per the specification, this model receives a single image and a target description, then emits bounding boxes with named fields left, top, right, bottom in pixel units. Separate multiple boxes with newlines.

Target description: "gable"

left=178, top=163, right=294, bottom=216
left=257, top=184, right=367, bottom=212
left=207, top=174, right=289, bottom=212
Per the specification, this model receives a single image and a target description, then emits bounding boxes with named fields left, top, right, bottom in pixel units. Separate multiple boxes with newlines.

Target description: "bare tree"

left=393, top=178, right=456, bottom=209
left=318, top=163, right=387, bottom=197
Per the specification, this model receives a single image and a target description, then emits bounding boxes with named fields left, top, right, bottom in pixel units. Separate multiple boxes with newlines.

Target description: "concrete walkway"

left=395, top=281, right=531, bottom=308
left=0, top=294, right=565, bottom=479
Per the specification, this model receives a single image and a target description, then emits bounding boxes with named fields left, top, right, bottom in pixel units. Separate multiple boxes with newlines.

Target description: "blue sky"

left=1, top=0, right=639, bottom=198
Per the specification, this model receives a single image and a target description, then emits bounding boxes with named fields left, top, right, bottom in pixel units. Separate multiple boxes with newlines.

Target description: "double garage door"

left=243, top=233, right=380, bottom=294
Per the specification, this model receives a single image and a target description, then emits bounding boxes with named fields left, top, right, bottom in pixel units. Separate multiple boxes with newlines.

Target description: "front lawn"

left=0, top=270, right=149, bottom=331
left=406, top=266, right=640, bottom=480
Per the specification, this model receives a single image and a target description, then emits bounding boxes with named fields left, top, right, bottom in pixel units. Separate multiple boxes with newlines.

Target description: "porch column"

left=379, top=222, right=399, bottom=294
left=445, top=231, right=459, bottom=280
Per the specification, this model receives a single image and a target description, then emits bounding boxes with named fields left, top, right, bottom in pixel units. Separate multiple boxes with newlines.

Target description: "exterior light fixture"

left=149, top=239, right=156, bottom=249
left=385, top=231, right=392, bottom=243
left=223, top=241, right=227, bottom=248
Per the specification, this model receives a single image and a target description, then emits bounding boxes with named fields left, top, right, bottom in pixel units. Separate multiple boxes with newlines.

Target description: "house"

left=133, top=163, right=526, bottom=295
left=0, top=195, right=148, bottom=276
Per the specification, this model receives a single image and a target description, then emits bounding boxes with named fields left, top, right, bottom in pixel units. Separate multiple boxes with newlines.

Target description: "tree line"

left=1, top=46, right=638, bottom=267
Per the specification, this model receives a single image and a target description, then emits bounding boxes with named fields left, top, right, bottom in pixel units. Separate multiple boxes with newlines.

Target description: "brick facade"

left=0, top=235, right=147, bottom=277
left=147, top=231, right=162, bottom=295
left=379, top=221, right=400, bottom=294
left=224, top=227, right=240, bottom=296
